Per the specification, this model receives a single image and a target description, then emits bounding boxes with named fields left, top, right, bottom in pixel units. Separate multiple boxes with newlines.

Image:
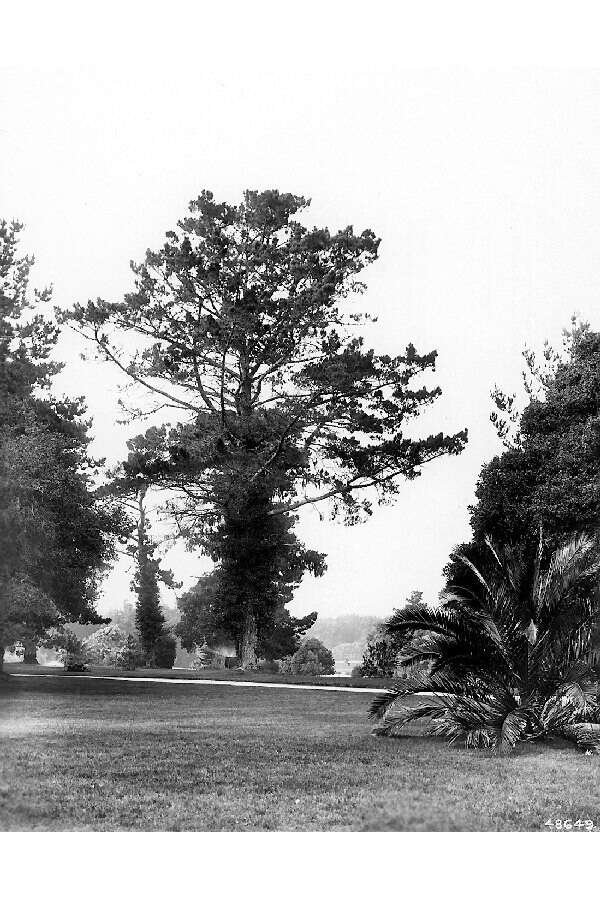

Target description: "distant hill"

left=306, top=614, right=381, bottom=652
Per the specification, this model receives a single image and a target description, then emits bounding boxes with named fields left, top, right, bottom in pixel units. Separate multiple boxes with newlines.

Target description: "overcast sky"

left=3, top=6, right=600, bottom=619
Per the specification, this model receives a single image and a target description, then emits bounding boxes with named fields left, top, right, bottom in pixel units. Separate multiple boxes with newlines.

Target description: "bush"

left=257, top=659, right=280, bottom=674
left=290, top=638, right=335, bottom=675
left=41, top=627, right=88, bottom=669
left=224, top=656, right=242, bottom=669
left=154, top=633, right=177, bottom=668
left=191, top=644, right=226, bottom=669
left=115, top=634, right=141, bottom=670
left=83, top=625, right=142, bottom=669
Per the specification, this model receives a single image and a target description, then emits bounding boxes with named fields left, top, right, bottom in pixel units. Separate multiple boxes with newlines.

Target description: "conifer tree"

left=67, top=190, right=467, bottom=666
left=1, top=220, right=122, bottom=669
left=132, top=483, right=170, bottom=667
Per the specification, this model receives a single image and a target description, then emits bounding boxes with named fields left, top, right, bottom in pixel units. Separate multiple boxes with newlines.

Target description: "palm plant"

left=370, top=533, right=600, bottom=753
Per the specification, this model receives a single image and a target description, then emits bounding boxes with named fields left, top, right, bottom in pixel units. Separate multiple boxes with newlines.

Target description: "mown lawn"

left=4, top=662, right=392, bottom=689
left=1, top=673, right=599, bottom=831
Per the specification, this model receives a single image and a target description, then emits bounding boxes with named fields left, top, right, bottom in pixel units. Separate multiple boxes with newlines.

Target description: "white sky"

left=3, top=3, right=600, bottom=618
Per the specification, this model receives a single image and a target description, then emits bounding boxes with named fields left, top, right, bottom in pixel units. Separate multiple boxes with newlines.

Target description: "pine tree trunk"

left=22, top=639, right=38, bottom=664
left=240, top=610, right=258, bottom=669
left=0, top=645, right=5, bottom=674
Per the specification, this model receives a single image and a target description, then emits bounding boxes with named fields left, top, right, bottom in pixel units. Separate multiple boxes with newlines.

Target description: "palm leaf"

left=499, top=708, right=531, bottom=752
left=560, top=723, right=600, bottom=754
left=371, top=700, right=447, bottom=737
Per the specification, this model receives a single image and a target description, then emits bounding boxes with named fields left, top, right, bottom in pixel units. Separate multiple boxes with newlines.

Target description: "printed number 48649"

left=544, top=819, right=594, bottom=830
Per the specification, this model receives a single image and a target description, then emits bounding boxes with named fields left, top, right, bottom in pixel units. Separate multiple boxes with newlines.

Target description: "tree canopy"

left=444, top=322, right=600, bottom=601
left=472, top=322, right=600, bottom=549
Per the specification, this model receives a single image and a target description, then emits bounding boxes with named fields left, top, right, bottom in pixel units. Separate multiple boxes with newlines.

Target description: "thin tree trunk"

left=0, top=644, right=5, bottom=674
left=240, top=609, right=258, bottom=669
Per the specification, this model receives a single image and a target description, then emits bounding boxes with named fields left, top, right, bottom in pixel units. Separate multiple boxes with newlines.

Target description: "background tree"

left=131, top=482, right=177, bottom=666
left=476, top=321, right=600, bottom=546
left=176, top=572, right=233, bottom=651
left=66, top=189, right=467, bottom=666
left=258, top=608, right=318, bottom=661
left=102, top=454, right=180, bottom=666
left=446, top=321, right=600, bottom=598
left=175, top=570, right=317, bottom=660
left=0, top=220, right=122, bottom=669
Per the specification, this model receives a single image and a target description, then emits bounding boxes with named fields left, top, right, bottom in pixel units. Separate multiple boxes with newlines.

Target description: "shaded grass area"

left=2, top=675, right=599, bottom=831
left=5, top=663, right=391, bottom=689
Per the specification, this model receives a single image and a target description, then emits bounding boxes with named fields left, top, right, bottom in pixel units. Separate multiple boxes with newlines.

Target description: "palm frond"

left=537, top=534, right=599, bottom=615
left=371, top=700, right=447, bottom=737
left=368, top=689, right=397, bottom=721
left=464, top=727, right=499, bottom=749
left=499, top=708, right=531, bottom=752
left=452, top=552, right=492, bottom=597
left=385, top=606, right=460, bottom=638
left=560, top=723, right=600, bottom=754
left=541, top=667, right=600, bottom=728
left=369, top=667, right=484, bottom=721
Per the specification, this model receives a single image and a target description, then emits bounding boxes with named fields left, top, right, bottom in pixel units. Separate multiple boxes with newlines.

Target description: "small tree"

left=104, top=470, right=179, bottom=667
left=115, top=634, right=140, bottom=671
left=154, top=633, right=177, bottom=668
left=132, top=483, right=169, bottom=666
left=291, top=637, right=335, bottom=675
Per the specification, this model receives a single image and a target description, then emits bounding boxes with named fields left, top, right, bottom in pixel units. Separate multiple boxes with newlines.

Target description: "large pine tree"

left=67, top=189, right=467, bottom=666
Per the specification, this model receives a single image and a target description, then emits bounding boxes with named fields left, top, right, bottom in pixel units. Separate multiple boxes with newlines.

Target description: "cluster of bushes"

left=189, top=636, right=336, bottom=676
left=44, top=624, right=177, bottom=671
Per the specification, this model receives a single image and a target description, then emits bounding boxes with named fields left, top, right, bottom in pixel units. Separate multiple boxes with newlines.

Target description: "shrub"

left=41, top=627, right=88, bottom=669
left=191, top=643, right=226, bottom=669
left=371, top=534, right=600, bottom=754
left=154, top=633, right=177, bottom=668
left=257, top=659, right=280, bottom=674
left=290, top=638, right=335, bottom=675
left=115, top=634, right=141, bottom=670
left=83, top=624, right=141, bottom=668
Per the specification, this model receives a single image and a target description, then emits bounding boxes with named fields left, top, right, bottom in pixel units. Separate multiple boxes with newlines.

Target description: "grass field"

left=2, top=671, right=600, bottom=831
